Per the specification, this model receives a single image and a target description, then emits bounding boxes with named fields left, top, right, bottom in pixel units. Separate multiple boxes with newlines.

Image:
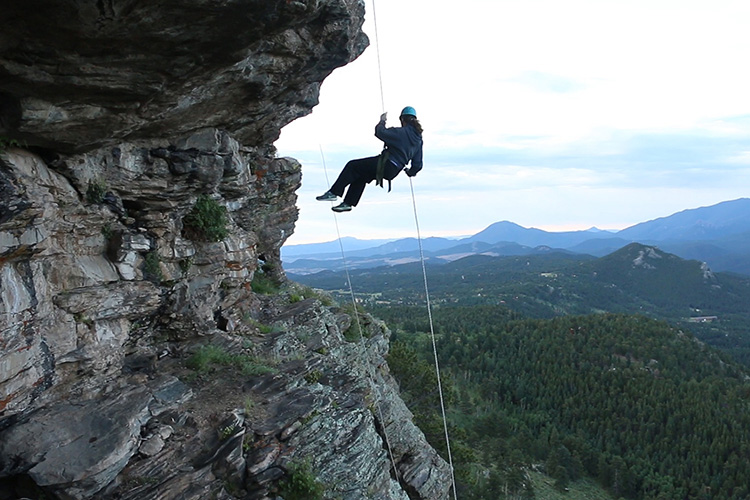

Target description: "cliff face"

left=0, top=2, right=452, bottom=499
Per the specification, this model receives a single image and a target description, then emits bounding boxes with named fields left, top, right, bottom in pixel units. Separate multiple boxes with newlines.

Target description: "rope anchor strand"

left=320, top=146, right=400, bottom=480
left=409, top=177, right=458, bottom=499
left=319, top=0, right=460, bottom=493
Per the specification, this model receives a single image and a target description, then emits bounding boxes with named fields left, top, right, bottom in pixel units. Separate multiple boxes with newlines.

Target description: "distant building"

left=688, top=316, right=718, bottom=323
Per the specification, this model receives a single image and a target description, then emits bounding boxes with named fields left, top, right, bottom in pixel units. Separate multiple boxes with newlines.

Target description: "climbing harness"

left=375, top=148, right=393, bottom=191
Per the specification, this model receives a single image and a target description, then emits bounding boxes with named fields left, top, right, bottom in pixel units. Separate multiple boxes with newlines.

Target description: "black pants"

left=330, top=155, right=401, bottom=206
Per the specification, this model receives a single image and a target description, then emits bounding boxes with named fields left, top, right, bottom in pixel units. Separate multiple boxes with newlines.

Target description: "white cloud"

left=726, top=151, right=750, bottom=165
left=277, top=0, right=750, bottom=245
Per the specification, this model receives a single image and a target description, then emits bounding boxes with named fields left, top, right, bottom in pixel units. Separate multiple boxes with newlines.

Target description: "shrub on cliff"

left=279, top=460, right=325, bottom=500
left=183, top=195, right=228, bottom=242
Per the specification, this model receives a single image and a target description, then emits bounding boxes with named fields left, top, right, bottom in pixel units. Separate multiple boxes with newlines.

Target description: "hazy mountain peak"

left=618, top=198, right=750, bottom=241
left=285, top=199, right=750, bottom=276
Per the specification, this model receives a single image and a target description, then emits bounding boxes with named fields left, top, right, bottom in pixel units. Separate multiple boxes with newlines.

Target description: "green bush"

left=279, top=460, right=325, bottom=500
left=340, top=303, right=368, bottom=342
left=179, top=257, right=193, bottom=275
left=101, top=223, right=113, bottom=240
left=283, top=284, right=334, bottom=306
left=219, top=425, right=237, bottom=441
left=304, top=370, right=322, bottom=384
left=251, top=270, right=279, bottom=295
left=86, top=179, right=107, bottom=204
left=0, top=136, right=22, bottom=154
left=243, top=315, right=276, bottom=334
left=143, top=251, right=163, bottom=282
left=186, top=345, right=275, bottom=376
left=183, top=195, right=228, bottom=242
left=305, top=286, right=333, bottom=306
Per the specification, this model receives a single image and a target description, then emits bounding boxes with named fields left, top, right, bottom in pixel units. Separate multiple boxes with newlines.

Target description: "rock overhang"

left=0, top=0, right=369, bottom=153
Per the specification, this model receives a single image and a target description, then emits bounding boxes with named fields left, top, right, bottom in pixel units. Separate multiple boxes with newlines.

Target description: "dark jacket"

left=374, top=120, right=423, bottom=175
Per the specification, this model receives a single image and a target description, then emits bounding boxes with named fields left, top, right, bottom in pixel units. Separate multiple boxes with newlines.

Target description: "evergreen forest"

left=292, top=244, right=750, bottom=366
left=294, top=246, right=750, bottom=499
left=378, top=307, right=750, bottom=499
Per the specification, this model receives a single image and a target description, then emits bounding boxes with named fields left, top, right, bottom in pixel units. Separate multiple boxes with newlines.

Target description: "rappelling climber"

left=316, top=106, right=423, bottom=212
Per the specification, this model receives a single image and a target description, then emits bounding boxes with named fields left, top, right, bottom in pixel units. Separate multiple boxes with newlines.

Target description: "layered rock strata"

left=0, top=1, right=452, bottom=498
left=0, top=0, right=367, bottom=153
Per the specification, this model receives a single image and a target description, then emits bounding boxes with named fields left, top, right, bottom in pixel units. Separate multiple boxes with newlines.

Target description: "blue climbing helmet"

left=400, top=106, right=417, bottom=118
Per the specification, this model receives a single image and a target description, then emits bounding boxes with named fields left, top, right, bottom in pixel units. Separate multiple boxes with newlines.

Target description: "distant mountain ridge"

left=283, top=198, right=750, bottom=275
left=465, top=221, right=611, bottom=248
left=618, top=198, right=750, bottom=241
left=292, top=241, right=750, bottom=365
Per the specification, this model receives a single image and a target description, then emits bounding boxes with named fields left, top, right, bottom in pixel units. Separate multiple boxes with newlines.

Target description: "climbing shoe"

left=316, top=191, right=337, bottom=201
left=331, top=203, right=352, bottom=213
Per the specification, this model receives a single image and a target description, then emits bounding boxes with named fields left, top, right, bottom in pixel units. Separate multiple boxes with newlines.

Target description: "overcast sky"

left=275, top=0, right=750, bottom=245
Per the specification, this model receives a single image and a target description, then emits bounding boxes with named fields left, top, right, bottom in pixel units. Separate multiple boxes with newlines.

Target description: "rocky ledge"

left=0, top=268, right=450, bottom=499
left=0, top=1, right=452, bottom=499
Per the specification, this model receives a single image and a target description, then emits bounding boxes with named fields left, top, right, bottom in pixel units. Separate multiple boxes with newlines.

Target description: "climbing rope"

left=315, top=2, right=460, bottom=494
left=409, top=177, right=458, bottom=499
left=370, top=0, right=386, bottom=112
left=369, top=0, right=458, bottom=496
left=319, top=146, right=401, bottom=482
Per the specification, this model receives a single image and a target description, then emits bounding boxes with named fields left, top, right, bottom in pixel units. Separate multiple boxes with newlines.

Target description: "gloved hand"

left=405, top=167, right=417, bottom=177
left=379, top=112, right=387, bottom=122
